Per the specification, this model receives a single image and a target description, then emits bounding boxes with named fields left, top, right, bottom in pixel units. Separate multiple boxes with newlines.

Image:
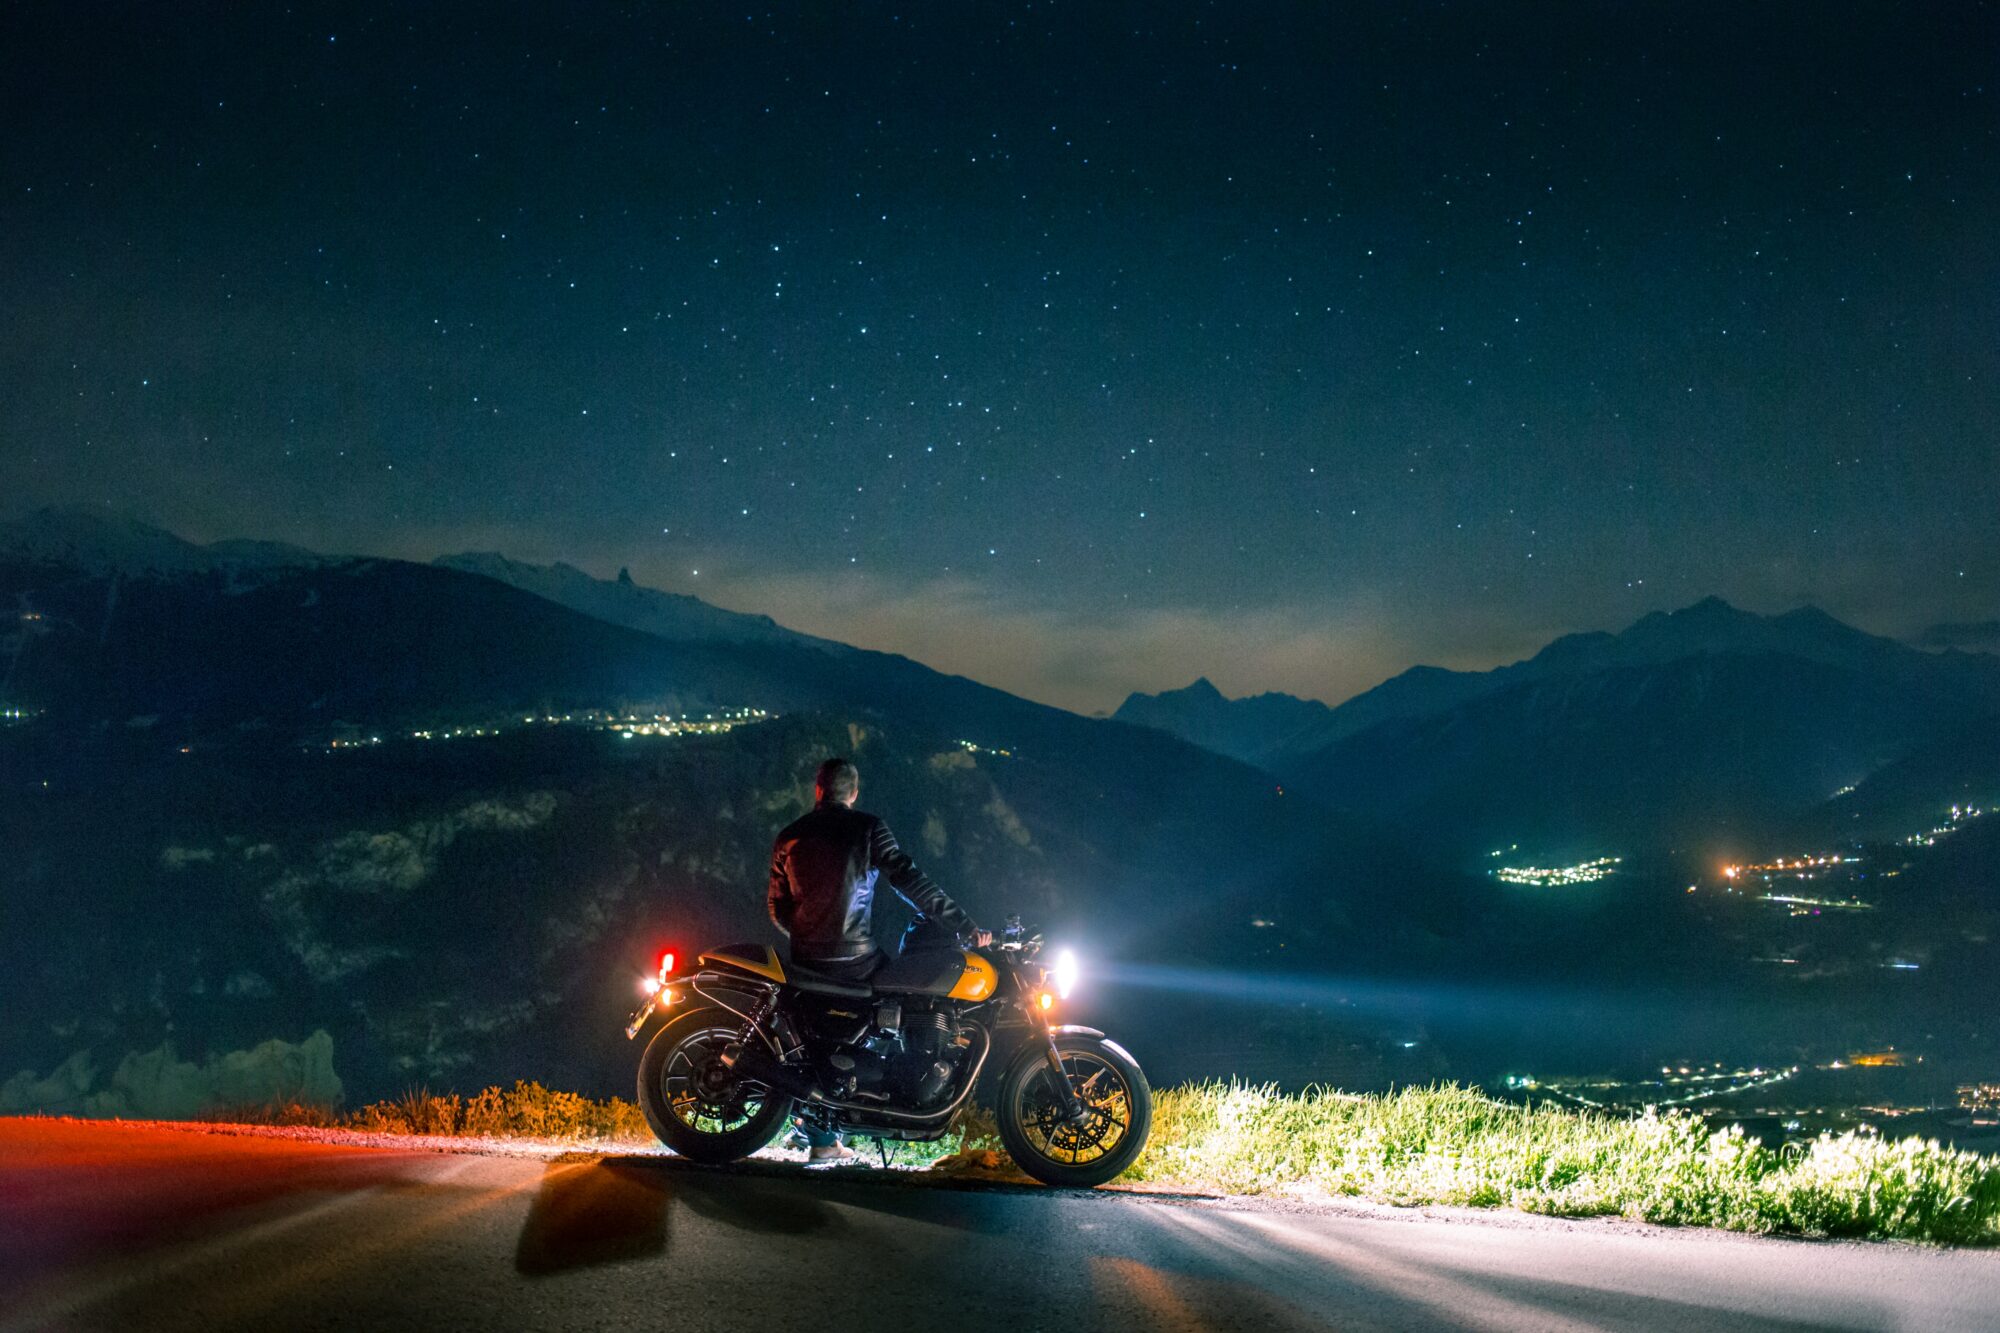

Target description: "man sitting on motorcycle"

left=767, top=756, right=988, bottom=1162
left=768, top=756, right=989, bottom=977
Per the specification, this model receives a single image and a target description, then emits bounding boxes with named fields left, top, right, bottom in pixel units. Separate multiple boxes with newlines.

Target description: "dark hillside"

left=0, top=713, right=1449, bottom=1110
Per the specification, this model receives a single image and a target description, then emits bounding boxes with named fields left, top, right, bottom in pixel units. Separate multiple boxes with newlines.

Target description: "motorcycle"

left=623, top=918, right=1151, bottom=1187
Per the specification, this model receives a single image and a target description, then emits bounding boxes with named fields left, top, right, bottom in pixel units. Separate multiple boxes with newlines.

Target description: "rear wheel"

left=997, top=1034, right=1151, bottom=1187
left=637, top=1007, right=792, bottom=1163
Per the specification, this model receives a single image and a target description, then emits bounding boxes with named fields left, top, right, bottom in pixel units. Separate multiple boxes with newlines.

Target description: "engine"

left=802, top=995, right=969, bottom=1108
left=889, top=1003, right=967, bottom=1107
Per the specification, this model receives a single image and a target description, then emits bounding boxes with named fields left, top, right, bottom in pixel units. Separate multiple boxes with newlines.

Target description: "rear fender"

left=668, top=973, right=787, bottom=1053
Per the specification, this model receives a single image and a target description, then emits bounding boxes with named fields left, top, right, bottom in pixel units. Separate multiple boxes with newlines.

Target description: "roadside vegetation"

left=228, top=1081, right=650, bottom=1141
left=1129, top=1082, right=2000, bottom=1245
left=225, top=1080, right=1998, bottom=1244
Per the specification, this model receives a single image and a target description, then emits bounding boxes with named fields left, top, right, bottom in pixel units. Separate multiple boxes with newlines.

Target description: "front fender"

left=1001, top=1024, right=1142, bottom=1079
left=1047, top=1025, right=1141, bottom=1069
left=994, top=1022, right=1105, bottom=1073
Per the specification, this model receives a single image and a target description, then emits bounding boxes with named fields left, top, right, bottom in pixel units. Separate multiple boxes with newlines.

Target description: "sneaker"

left=807, top=1143, right=857, bottom=1165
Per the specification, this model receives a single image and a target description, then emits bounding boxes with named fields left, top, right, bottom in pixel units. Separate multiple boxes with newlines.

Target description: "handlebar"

left=981, top=914, right=1043, bottom=955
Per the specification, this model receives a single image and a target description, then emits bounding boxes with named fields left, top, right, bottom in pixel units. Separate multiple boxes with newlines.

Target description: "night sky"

left=4, top=3, right=1995, bottom=711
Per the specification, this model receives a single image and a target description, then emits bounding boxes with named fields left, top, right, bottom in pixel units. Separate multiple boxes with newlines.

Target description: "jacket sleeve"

left=869, top=818, right=975, bottom=935
left=767, top=839, right=794, bottom=936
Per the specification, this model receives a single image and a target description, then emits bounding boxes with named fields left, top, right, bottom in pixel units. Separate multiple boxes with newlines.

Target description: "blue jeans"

left=798, top=923, right=961, bottom=1151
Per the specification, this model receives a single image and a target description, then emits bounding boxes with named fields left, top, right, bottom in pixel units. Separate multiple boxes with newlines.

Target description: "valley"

left=4, top=509, right=1997, bottom=1144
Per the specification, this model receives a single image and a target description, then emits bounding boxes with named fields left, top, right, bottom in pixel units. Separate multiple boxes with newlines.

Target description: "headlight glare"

left=1053, top=948, right=1079, bottom=999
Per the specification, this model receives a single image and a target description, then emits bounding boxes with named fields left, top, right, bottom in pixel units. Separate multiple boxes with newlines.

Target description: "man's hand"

left=972, top=930, right=994, bottom=948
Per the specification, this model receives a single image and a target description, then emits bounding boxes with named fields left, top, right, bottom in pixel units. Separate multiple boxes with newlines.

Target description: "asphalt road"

left=3, top=1120, right=1997, bottom=1332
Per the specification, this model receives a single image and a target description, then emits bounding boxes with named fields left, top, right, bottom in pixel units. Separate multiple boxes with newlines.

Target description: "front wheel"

left=997, top=1033, right=1152, bottom=1187
left=637, top=1006, right=793, bottom=1163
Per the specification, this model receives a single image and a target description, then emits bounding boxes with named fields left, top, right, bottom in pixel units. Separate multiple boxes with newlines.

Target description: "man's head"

left=814, top=757, right=860, bottom=807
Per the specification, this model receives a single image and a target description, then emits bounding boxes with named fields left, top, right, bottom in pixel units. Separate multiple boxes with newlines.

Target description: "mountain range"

left=0, top=507, right=1181, bottom=771
left=1117, top=597, right=2000, bottom=861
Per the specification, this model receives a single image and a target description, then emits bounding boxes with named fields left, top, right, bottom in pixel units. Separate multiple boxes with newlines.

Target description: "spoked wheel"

left=997, top=1033, right=1152, bottom=1187
left=637, top=1007, right=792, bottom=1162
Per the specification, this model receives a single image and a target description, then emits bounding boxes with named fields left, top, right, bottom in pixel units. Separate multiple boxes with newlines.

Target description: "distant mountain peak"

left=1, top=506, right=206, bottom=573
left=1774, top=603, right=1833, bottom=621
left=0, top=506, right=325, bottom=577
left=1627, top=595, right=1749, bottom=633
left=432, top=551, right=846, bottom=654
left=1615, top=596, right=1888, bottom=664
left=1113, top=676, right=1336, bottom=767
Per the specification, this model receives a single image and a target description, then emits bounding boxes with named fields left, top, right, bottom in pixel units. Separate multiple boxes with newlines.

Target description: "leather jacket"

left=768, top=802, right=975, bottom=962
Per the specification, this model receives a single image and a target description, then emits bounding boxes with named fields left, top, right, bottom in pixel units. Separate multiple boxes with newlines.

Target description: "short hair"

left=815, top=757, right=860, bottom=803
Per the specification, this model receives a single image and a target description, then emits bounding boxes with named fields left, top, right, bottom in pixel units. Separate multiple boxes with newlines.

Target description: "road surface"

left=2, top=1119, right=1995, bottom=1332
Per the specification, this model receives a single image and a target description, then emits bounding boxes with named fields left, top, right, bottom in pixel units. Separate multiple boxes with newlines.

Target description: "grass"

left=226, top=1080, right=1999, bottom=1244
left=1126, top=1082, right=2000, bottom=1245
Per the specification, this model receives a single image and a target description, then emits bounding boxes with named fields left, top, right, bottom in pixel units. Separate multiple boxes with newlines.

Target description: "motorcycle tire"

left=638, top=1006, right=794, bottom=1163
left=997, top=1032, right=1152, bottom=1188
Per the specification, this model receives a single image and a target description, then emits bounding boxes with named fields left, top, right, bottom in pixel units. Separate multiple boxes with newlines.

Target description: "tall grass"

left=341, top=1081, right=650, bottom=1142
left=1123, top=1082, right=2000, bottom=1245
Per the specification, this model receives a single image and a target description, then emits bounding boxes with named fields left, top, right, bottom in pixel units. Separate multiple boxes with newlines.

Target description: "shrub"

left=339, top=1082, right=650, bottom=1143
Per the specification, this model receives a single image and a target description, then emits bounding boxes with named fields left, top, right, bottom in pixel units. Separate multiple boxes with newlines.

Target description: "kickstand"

left=877, top=1139, right=891, bottom=1169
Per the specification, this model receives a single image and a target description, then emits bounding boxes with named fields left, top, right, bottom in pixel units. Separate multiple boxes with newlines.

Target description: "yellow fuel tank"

left=948, top=951, right=999, bottom=1001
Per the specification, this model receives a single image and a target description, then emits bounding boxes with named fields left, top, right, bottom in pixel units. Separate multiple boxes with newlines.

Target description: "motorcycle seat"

left=783, top=963, right=874, bottom=999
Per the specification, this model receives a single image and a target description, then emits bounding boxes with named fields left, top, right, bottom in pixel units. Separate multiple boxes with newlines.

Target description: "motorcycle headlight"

left=1053, top=948, right=1079, bottom=1000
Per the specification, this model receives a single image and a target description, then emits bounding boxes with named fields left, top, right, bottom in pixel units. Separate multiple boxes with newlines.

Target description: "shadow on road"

left=513, top=1158, right=850, bottom=1276
left=1460, top=1269, right=1870, bottom=1332
left=511, top=1152, right=1863, bottom=1333
left=514, top=1161, right=673, bottom=1276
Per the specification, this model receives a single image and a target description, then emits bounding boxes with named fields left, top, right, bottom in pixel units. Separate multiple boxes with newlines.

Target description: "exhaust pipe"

left=719, top=1042, right=821, bottom=1102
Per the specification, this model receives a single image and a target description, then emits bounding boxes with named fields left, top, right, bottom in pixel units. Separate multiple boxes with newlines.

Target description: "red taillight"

left=658, top=950, right=677, bottom=976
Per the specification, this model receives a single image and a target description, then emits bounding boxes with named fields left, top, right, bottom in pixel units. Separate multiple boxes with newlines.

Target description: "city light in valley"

left=1720, top=853, right=1861, bottom=883
left=1492, top=856, right=1621, bottom=887
left=321, top=707, right=773, bottom=751
left=1902, top=804, right=1987, bottom=848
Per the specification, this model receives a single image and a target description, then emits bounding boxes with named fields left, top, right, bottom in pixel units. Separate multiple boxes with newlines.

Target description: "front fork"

left=1019, top=977, right=1089, bottom=1122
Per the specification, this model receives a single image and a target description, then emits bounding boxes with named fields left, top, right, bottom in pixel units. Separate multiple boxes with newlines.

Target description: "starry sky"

left=4, top=2, right=1995, bottom=712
